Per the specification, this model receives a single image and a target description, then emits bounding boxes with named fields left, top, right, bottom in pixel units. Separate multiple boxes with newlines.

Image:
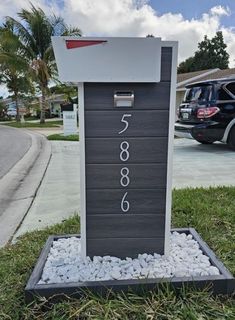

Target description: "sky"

left=0, top=0, right=235, bottom=97
left=149, top=0, right=235, bottom=28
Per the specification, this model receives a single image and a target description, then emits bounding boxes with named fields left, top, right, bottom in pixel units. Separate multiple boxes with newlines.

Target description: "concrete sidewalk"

left=14, top=141, right=80, bottom=238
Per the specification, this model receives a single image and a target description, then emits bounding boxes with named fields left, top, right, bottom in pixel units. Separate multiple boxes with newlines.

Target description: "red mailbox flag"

left=66, top=40, right=107, bottom=49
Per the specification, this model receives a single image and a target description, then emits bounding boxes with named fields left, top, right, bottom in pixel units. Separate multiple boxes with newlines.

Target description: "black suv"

left=175, top=78, right=235, bottom=149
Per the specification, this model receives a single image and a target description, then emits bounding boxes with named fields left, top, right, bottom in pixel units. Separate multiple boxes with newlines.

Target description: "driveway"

left=173, top=138, right=235, bottom=189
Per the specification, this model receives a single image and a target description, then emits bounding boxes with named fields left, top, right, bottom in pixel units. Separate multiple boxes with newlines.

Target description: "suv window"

left=184, top=85, right=212, bottom=102
left=225, top=82, right=235, bottom=96
left=217, top=87, right=231, bottom=100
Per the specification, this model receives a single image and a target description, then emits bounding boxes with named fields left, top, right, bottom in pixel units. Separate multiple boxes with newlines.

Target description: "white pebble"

left=111, top=271, right=121, bottom=280
left=208, top=266, right=220, bottom=276
left=39, top=233, right=220, bottom=284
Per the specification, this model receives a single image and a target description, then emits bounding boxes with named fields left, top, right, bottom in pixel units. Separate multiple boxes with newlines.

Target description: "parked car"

left=175, top=78, right=235, bottom=149
left=6, top=107, right=17, bottom=117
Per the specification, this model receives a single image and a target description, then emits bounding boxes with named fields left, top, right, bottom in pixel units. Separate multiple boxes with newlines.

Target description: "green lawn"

left=47, top=133, right=79, bottom=141
left=3, top=120, right=63, bottom=128
left=0, top=187, right=234, bottom=319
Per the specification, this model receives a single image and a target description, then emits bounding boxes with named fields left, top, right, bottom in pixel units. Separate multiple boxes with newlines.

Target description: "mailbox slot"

left=114, top=91, right=134, bottom=107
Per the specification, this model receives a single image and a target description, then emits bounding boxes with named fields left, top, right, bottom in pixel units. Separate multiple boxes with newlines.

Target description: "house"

left=29, top=94, right=67, bottom=118
left=176, top=68, right=235, bottom=112
left=46, top=94, right=66, bottom=118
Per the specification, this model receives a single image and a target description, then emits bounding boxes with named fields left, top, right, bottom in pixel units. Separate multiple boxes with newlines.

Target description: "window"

left=217, top=87, right=231, bottom=100
left=184, top=85, right=212, bottom=102
left=225, top=82, right=235, bottom=96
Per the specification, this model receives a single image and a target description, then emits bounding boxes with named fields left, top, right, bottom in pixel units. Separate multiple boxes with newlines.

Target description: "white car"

left=7, top=108, right=17, bottom=117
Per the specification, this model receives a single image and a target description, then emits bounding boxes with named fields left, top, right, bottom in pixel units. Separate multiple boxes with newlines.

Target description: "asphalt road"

left=0, top=125, right=31, bottom=179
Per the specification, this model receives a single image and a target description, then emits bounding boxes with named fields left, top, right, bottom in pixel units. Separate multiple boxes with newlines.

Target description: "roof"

left=186, top=77, right=235, bottom=88
left=47, top=94, right=66, bottom=103
left=177, top=68, right=235, bottom=90
left=177, top=69, right=214, bottom=84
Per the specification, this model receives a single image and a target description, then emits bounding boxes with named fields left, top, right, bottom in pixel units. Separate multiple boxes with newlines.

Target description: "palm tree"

left=0, top=22, right=33, bottom=121
left=5, top=4, right=81, bottom=123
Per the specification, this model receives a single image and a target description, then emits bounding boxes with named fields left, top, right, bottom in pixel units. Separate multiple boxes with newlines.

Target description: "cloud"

left=210, top=5, right=230, bottom=16
left=0, top=0, right=61, bottom=21
left=0, top=0, right=234, bottom=67
left=60, top=1, right=235, bottom=66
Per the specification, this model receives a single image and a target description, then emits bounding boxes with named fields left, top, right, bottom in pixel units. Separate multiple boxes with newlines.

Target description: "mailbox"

left=52, top=37, right=178, bottom=259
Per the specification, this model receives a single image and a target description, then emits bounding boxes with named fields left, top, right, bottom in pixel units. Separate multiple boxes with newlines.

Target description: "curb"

left=0, top=128, right=52, bottom=247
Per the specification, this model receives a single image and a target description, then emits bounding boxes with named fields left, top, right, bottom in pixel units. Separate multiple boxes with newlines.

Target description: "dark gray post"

left=84, top=47, right=173, bottom=258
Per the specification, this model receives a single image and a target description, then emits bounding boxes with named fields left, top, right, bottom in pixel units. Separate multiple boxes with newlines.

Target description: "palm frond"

left=5, top=17, right=37, bottom=58
left=62, top=26, right=82, bottom=36
left=50, top=14, right=67, bottom=36
left=1, top=2, right=82, bottom=119
left=0, top=52, right=29, bottom=72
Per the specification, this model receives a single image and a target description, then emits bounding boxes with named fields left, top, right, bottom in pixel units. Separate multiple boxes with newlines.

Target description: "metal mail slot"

left=114, top=91, right=134, bottom=107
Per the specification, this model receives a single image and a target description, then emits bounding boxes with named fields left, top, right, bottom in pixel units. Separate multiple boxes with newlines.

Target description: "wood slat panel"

left=86, top=214, right=165, bottom=238
left=86, top=188, right=166, bottom=214
left=85, top=110, right=169, bottom=137
left=86, top=164, right=167, bottom=189
left=85, top=137, right=168, bottom=164
left=84, top=82, right=170, bottom=110
left=87, top=238, right=165, bottom=258
left=161, top=47, right=172, bottom=82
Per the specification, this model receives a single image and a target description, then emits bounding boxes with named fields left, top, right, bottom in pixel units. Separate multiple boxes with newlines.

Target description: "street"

left=0, top=126, right=51, bottom=246
left=0, top=125, right=31, bottom=179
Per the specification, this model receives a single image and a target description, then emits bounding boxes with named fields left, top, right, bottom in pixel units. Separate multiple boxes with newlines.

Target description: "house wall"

left=50, top=102, right=63, bottom=117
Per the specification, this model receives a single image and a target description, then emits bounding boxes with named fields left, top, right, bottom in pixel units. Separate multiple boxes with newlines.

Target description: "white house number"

left=118, top=114, right=132, bottom=213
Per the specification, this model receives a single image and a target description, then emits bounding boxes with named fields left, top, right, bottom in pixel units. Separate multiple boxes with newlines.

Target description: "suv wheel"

left=228, top=126, right=235, bottom=150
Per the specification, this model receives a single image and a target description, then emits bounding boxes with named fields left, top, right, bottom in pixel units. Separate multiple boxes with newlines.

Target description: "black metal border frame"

left=25, top=228, right=234, bottom=302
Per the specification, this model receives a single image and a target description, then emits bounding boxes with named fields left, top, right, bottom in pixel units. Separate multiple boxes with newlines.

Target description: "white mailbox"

left=52, top=37, right=162, bottom=83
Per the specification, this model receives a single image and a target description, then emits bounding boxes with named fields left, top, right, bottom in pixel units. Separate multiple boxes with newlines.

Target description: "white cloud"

left=60, top=1, right=235, bottom=66
left=0, top=0, right=61, bottom=22
left=0, top=0, right=234, bottom=67
left=210, top=5, right=230, bottom=17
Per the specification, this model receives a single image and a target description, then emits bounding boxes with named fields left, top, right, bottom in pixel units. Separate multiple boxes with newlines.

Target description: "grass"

left=2, top=120, right=63, bottom=128
left=0, top=187, right=234, bottom=319
left=47, top=133, right=79, bottom=141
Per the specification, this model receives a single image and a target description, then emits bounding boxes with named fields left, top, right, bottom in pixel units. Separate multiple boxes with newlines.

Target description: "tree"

left=178, top=31, right=229, bottom=73
left=0, top=22, right=33, bottom=121
left=5, top=4, right=81, bottom=123
left=50, top=83, right=77, bottom=103
left=177, top=57, right=195, bottom=74
left=0, top=99, right=6, bottom=120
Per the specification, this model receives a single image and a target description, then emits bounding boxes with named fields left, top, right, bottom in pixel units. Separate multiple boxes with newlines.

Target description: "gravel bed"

left=39, top=232, right=220, bottom=284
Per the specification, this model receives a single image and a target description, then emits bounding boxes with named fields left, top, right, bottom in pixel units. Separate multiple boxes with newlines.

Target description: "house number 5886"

left=119, top=114, right=131, bottom=213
